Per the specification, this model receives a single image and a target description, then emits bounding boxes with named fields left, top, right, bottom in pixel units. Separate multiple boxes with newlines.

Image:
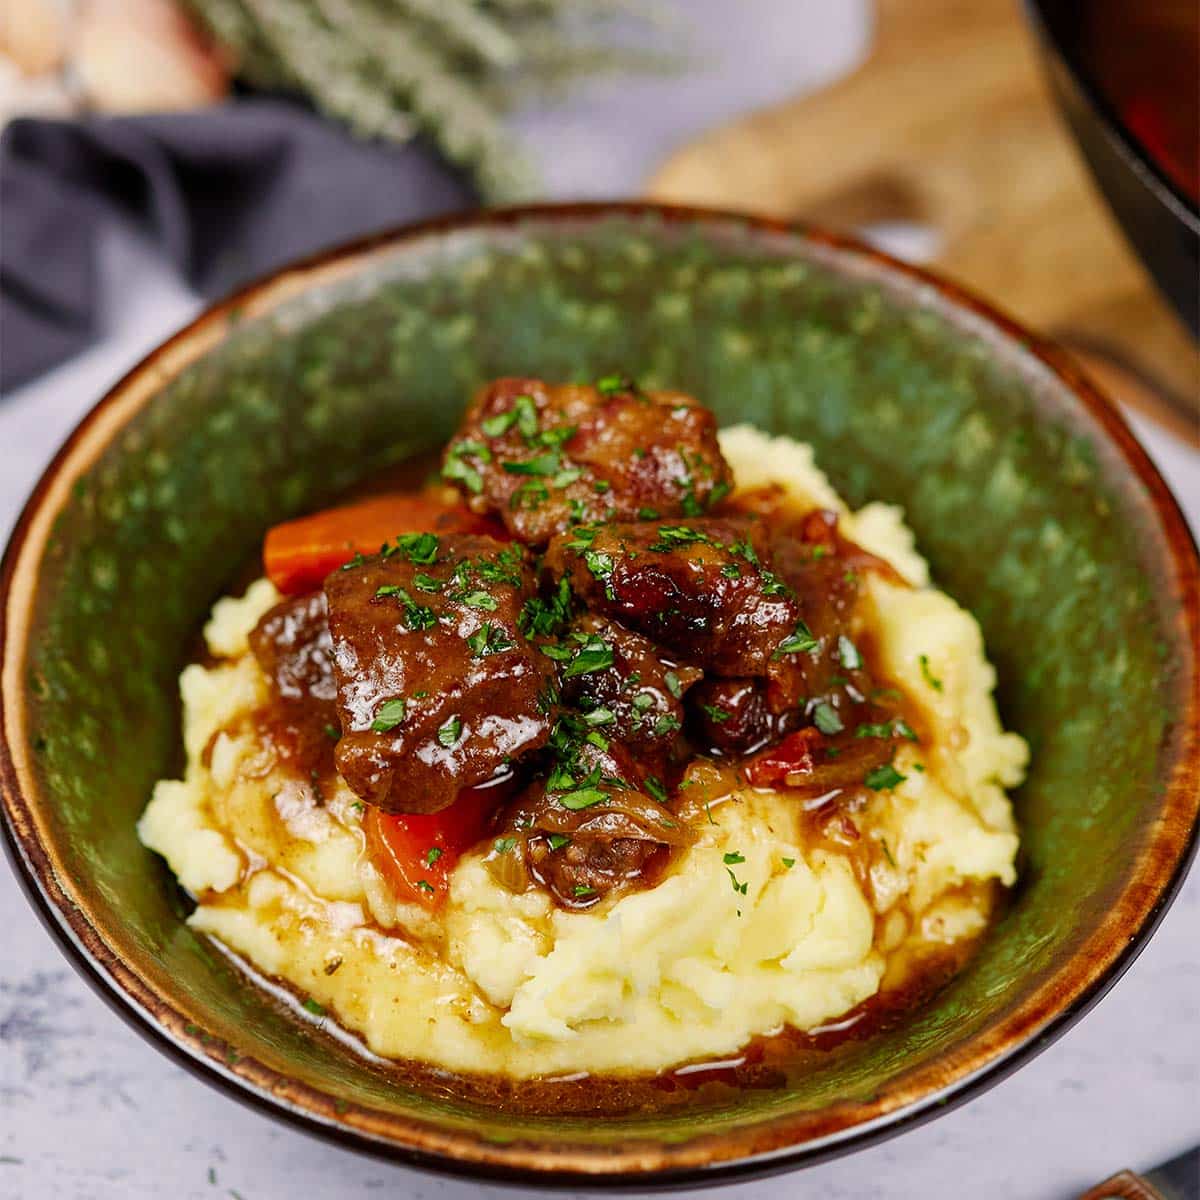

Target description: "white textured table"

left=2, top=5, right=1197, bottom=1197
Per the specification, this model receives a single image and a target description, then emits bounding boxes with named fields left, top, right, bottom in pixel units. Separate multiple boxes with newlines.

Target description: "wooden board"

left=646, top=0, right=1199, bottom=437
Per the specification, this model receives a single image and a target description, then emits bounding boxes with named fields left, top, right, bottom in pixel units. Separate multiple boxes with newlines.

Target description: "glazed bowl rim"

left=2, top=201, right=1197, bottom=1189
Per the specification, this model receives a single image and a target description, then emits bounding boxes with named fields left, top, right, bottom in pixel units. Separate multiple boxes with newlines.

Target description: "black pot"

left=1025, top=0, right=1200, bottom=339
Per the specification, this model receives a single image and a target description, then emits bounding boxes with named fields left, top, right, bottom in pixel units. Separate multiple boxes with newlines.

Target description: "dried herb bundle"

left=185, top=0, right=674, bottom=199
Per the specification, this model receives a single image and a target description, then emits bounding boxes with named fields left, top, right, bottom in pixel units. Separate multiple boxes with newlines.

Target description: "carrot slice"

left=362, top=773, right=517, bottom=907
left=263, top=493, right=497, bottom=595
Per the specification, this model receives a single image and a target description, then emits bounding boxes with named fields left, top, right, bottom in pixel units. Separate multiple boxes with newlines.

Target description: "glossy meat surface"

left=557, top=613, right=702, bottom=755
left=249, top=590, right=337, bottom=704
left=687, top=676, right=802, bottom=758
left=442, top=377, right=733, bottom=544
left=490, top=728, right=691, bottom=907
left=544, top=517, right=809, bottom=708
left=324, top=534, right=555, bottom=813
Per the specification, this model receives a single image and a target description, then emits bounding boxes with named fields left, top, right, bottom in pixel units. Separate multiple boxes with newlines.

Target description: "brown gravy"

left=214, top=930, right=983, bottom=1117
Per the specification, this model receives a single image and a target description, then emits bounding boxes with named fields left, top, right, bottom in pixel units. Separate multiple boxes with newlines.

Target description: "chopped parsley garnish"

left=760, top=571, right=791, bottom=597
left=457, top=546, right=524, bottom=586
left=775, top=620, right=819, bottom=657
left=708, top=480, right=731, bottom=507
left=723, top=851, right=746, bottom=865
left=437, top=715, right=463, bottom=747
left=637, top=506, right=660, bottom=520
left=855, top=721, right=894, bottom=739
left=561, top=634, right=614, bottom=679
left=412, top=572, right=444, bottom=592
left=632, top=691, right=655, bottom=713
left=415, top=880, right=435, bottom=894
left=919, top=655, right=944, bottom=692
left=648, top=524, right=708, bottom=551
left=644, top=775, right=668, bottom=804
left=702, top=704, right=732, bottom=724
left=584, top=706, right=615, bottom=726
left=460, top=589, right=498, bottom=611
left=394, top=531, right=440, bottom=564
left=573, top=885, right=598, bottom=898
left=583, top=549, right=614, bottom=580
left=502, top=451, right=560, bottom=476
left=726, top=867, right=749, bottom=896
left=721, top=563, right=742, bottom=579
left=652, top=713, right=681, bottom=737
left=466, top=623, right=514, bottom=657
left=302, top=998, right=325, bottom=1016
left=836, top=635, right=863, bottom=670
left=553, top=467, right=583, bottom=488
left=519, top=578, right=572, bottom=638
left=813, top=701, right=844, bottom=735
left=510, top=480, right=549, bottom=510
left=547, top=833, right=571, bottom=851
left=513, top=393, right=539, bottom=439
left=375, top=585, right=438, bottom=631
left=565, top=524, right=600, bottom=550
left=539, top=642, right=574, bottom=661
left=370, top=697, right=406, bottom=732
left=339, top=551, right=368, bottom=572
left=781, top=857, right=796, bottom=869
left=596, top=373, right=633, bottom=395
left=855, top=719, right=919, bottom=742
left=865, top=763, right=907, bottom=791
left=733, top=538, right=760, bottom=565
left=481, top=408, right=518, bottom=437
left=664, top=670, right=683, bottom=699
left=558, top=784, right=608, bottom=810
left=322, top=723, right=340, bottom=741
left=425, top=847, right=443, bottom=867
left=539, top=422, right=576, bottom=447
left=443, top=443, right=486, bottom=493
left=493, top=836, right=518, bottom=854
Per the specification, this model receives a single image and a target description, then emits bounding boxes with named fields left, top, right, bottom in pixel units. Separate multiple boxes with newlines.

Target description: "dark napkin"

left=0, top=99, right=477, bottom=393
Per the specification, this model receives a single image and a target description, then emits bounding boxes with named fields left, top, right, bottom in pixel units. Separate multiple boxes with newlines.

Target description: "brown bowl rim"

left=2, top=201, right=1197, bottom=1189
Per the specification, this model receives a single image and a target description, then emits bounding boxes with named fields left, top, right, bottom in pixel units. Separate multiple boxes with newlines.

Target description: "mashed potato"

left=138, top=429, right=1026, bottom=1078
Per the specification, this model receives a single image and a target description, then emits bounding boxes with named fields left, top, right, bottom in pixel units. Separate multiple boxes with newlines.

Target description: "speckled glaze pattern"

left=1, top=206, right=1196, bottom=1187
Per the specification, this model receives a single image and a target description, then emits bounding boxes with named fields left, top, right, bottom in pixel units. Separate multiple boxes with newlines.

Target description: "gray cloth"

left=0, top=99, right=476, bottom=392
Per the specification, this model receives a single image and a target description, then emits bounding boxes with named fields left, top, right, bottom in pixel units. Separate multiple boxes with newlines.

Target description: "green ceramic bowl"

left=2, top=204, right=1197, bottom=1188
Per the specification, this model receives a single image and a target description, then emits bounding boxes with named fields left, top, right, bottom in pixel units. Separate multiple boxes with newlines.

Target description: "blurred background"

left=0, top=3, right=1197, bottom=1198
left=2, top=0, right=1197, bottom=421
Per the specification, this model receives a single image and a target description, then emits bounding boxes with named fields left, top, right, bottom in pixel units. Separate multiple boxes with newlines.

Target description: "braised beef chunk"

left=488, top=730, right=692, bottom=907
left=323, top=533, right=556, bottom=814
left=766, top=507, right=910, bottom=700
left=442, top=377, right=733, bottom=544
left=246, top=591, right=340, bottom=783
left=688, top=677, right=803, bottom=758
left=528, top=835, right=662, bottom=909
left=545, top=517, right=809, bottom=708
left=249, top=590, right=337, bottom=705
left=556, top=614, right=701, bottom=754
